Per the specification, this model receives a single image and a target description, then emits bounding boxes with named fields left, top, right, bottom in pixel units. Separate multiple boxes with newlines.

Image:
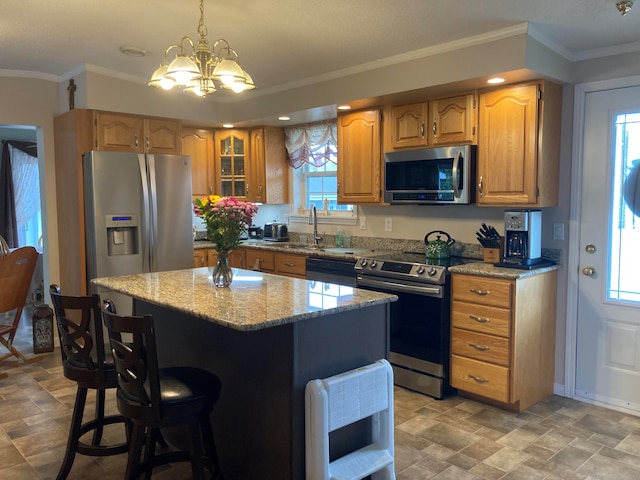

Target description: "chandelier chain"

left=197, top=0, right=208, bottom=38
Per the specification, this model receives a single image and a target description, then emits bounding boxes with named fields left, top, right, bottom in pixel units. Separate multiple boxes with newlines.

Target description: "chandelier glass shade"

left=149, top=0, right=255, bottom=97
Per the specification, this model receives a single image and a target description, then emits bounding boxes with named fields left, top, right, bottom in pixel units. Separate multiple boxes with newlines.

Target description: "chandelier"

left=616, top=1, right=634, bottom=15
left=148, top=0, right=255, bottom=97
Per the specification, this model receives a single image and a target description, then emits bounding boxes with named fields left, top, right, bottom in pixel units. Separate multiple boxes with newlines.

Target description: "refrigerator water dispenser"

left=106, top=214, right=139, bottom=256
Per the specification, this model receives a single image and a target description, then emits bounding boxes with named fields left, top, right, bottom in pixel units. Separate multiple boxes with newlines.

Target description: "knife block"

left=483, top=237, right=504, bottom=263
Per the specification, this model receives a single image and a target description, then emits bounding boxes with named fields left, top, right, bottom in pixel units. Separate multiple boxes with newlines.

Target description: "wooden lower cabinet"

left=245, top=249, right=275, bottom=272
left=450, top=271, right=557, bottom=412
left=274, top=253, right=306, bottom=278
left=194, top=249, right=208, bottom=268
left=240, top=248, right=307, bottom=278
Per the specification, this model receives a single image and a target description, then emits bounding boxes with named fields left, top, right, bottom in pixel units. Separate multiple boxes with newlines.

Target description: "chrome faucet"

left=309, top=205, right=322, bottom=246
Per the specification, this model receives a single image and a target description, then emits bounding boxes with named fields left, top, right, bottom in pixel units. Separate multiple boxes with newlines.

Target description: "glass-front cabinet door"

left=215, top=129, right=248, bottom=198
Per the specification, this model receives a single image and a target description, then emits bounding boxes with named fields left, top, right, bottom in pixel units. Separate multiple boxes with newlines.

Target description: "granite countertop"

left=448, top=261, right=560, bottom=279
left=91, top=268, right=396, bottom=332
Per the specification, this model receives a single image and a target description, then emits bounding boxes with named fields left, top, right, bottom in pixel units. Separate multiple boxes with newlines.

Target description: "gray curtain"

left=0, top=140, right=37, bottom=248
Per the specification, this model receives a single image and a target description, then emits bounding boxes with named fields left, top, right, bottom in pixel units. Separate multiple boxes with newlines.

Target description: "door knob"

left=582, top=266, right=595, bottom=276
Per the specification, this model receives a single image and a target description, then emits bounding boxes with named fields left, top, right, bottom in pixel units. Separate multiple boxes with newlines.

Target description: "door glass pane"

left=234, top=157, right=245, bottom=175
left=221, top=180, right=232, bottom=196
left=234, top=180, right=245, bottom=196
left=233, top=136, right=244, bottom=154
left=609, top=112, right=640, bottom=302
left=221, top=157, right=231, bottom=176
left=220, top=138, right=231, bottom=155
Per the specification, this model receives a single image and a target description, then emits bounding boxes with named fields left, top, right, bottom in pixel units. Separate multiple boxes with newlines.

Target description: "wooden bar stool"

left=49, top=285, right=129, bottom=480
left=101, top=299, right=223, bottom=480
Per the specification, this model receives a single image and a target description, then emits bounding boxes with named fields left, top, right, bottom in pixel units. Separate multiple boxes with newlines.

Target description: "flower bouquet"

left=193, top=195, right=258, bottom=286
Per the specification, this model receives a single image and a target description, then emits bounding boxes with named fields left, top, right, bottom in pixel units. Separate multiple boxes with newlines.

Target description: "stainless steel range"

left=355, top=252, right=474, bottom=399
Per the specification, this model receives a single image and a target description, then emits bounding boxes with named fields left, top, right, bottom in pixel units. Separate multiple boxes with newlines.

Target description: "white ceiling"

left=2, top=0, right=640, bottom=96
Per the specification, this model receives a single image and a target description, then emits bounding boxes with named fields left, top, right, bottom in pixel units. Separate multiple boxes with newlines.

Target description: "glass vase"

left=212, top=250, right=233, bottom=287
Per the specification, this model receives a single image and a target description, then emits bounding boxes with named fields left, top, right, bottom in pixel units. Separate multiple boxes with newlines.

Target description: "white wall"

left=0, top=77, right=60, bottom=298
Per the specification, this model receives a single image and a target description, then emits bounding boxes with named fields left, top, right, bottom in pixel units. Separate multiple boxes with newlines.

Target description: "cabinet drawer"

left=275, top=253, right=306, bottom=277
left=451, top=328, right=510, bottom=366
left=245, top=249, right=275, bottom=272
left=452, top=275, right=512, bottom=308
left=451, top=354, right=509, bottom=403
left=451, top=301, right=511, bottom=337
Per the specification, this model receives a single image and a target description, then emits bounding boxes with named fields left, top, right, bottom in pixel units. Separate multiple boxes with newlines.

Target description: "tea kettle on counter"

left=424, top=230, right=455, bottom=259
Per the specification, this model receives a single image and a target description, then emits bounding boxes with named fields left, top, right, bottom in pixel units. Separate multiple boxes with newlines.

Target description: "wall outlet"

left=359, top=216, right=367, bottom=230
left=553, top=223, right=564, bottom=241
left=384, top=217, right=393, bottom=232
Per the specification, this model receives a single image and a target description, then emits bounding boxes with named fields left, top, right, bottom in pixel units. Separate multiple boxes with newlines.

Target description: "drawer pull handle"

left=284, top=262, right=295, bottom=267
left=469, top=343, right=489, bottom=351
left=470, top=288, right=490, bottom=295
left=468, top=374, right=489, bottom=383
left=469, top=315, right=490, bottom=323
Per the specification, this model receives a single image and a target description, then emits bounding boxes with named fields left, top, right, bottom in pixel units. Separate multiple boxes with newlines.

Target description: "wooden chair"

left=0, top=246, right=42, bottom=364
left=49, top=285, right=129, bottom=480
left=101, top=299, right=223, bottom=480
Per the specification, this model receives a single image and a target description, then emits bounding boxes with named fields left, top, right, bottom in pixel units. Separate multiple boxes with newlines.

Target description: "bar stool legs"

left=57, top=386, right=129, bottom=480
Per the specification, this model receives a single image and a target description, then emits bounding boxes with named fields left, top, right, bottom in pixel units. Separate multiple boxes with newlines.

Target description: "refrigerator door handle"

left=138, top=154, right=152, bottom=273
left=147, top=155, right=159, bottom=272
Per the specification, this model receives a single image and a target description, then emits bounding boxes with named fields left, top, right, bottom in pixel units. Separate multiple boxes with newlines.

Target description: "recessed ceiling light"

left=337, top=105, right=351, bottom=111
left=222, top=124, right=234, bottom=128
left=278, top=116, right=291, bottom=121
left=119, top=45, right=147, bottom=57
left=487, top=77, right=505, bottom=84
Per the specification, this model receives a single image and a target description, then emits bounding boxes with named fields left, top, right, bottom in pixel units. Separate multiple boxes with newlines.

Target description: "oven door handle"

left=357, top=276, right=443, bottom=297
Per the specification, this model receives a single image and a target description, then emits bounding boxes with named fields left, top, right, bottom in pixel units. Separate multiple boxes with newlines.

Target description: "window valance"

left=284, top=120, right=337, bottom=169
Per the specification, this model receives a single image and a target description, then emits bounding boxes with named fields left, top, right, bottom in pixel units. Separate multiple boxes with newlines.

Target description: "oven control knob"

left=361, top=259, right=368, bottom=267
left=370, top=260, right=377, bottom=268
left=428, top=266, right=437, bottom=276
left=417, top=266, right=425, bottom=274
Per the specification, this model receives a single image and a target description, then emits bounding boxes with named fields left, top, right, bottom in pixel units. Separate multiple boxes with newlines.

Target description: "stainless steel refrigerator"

left=83, top=150, right=193, bottom=314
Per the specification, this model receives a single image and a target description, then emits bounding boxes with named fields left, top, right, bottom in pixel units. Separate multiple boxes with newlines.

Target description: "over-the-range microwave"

left=383, top=144, right=476, bottom=205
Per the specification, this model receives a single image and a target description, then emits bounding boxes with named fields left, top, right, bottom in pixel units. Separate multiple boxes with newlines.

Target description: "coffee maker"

left=502, top=209, right=542, bottom=266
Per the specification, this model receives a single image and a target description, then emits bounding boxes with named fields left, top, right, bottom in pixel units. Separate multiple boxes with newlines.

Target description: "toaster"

left=263, top=222, right=288, bottom=242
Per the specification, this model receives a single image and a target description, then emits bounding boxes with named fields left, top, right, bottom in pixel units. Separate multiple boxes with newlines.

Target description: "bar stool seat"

left=49, top=285, right=128, bottom=480
left=101, top=299, right=223, bottom=480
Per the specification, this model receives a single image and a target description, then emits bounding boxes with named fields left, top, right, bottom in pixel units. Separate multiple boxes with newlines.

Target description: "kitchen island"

left=92, top=267, right=396, bottom=480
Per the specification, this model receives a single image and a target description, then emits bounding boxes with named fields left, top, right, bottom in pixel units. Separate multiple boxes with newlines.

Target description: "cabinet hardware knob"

left=478, top=176, right=483, bottom=196
left=470, top=289, right=490, bottom=295
left=420, top=122, right=425, bottom=139
left=145, top=137, right=150, bottom=151
left=469, top=343, right=489, bottom=351
left=432, top=121, right=437, bottom=137
left=468, top=374, right=489, bottom=383
left=135, top=135, right=139, bottom=149
left=469, top=315, right=490, bottom=323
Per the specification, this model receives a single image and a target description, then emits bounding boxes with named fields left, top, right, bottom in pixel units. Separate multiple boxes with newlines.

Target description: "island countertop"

left=91, top=267, right=396, bottom=331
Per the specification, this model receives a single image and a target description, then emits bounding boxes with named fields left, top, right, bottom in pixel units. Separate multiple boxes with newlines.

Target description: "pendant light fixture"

left=149, top=0, right=255, bottom=97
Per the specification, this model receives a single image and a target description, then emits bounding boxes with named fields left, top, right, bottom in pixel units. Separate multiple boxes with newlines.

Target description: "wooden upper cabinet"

left=387, top=102, right=428, bottom=149
left=249, top=127, right=288, bottom=204
left=94, top=112, right=142, bottom=151
left=477, top=81, right=561, bottom=207
left=430, top=93, right=477, bottom=145
left=214, top=129, right=249, bottom=199
left=181, top=127, right=214, bottom=198
left=337, top=109, right=382, bottom=204
left=145, top=118, right=181, bottom=154
left=94, top=112, right=181, bottom=154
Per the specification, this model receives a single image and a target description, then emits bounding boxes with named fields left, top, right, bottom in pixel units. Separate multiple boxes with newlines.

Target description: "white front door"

left=575, top=85, right=640, bottom=412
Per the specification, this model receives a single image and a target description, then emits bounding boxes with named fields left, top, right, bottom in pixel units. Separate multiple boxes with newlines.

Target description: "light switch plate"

left=553, top=223, right=564, bottom=241
left=359, top=216, right=367, bottom=230
left=384, top=218, right=392, bottom=232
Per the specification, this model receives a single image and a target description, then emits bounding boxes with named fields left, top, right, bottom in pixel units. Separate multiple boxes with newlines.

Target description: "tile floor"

left=2, top=312, right=640, bottom=479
